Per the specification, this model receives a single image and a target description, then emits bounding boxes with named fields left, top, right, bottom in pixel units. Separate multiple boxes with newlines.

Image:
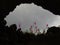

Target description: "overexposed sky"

left=5, top=3, right=60, bottom=32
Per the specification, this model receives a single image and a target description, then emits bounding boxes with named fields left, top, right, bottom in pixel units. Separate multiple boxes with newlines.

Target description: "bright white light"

left=5, top=3, right=60, bottom=33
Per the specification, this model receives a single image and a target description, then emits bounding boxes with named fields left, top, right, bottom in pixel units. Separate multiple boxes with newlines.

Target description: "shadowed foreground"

left=0, top=20, right=60, bottom=45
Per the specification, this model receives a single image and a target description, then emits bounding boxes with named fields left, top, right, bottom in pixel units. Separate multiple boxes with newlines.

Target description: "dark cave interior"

left=0, top=0, right=60, bottom=45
